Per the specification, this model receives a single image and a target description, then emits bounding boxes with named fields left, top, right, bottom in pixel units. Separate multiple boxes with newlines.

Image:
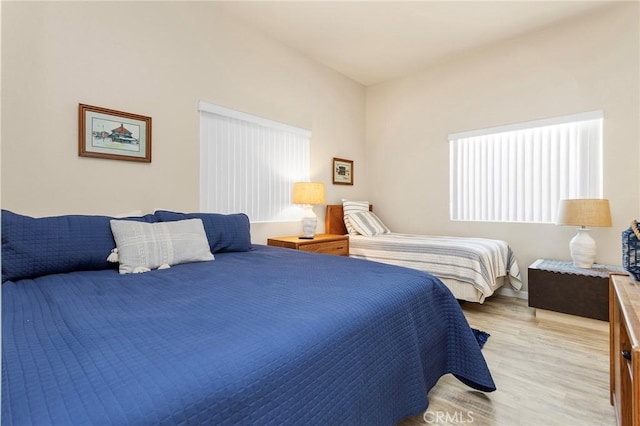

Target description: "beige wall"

left=1, top=2, right=367, bottom=243
left=366, top=3, right=640, bottom=291
left=3, top=2, right=639, bottom=291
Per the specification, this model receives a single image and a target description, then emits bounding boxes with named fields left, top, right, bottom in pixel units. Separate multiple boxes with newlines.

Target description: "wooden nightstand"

left=528, top=259, right=625, bottom=321
left=267, top=234, right=349, bottom=256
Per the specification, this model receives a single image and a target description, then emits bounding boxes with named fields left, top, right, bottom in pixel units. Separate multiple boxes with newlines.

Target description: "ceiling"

left=217, top=1, right=616, bottom=86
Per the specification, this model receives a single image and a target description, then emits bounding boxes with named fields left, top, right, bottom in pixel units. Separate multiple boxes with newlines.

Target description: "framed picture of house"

left=79, top=104, right=152, bottom=162
left=333, top=157, right=353, bottom=185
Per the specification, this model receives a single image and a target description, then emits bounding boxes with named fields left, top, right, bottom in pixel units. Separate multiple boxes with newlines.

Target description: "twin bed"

left=326, top=204, right=522, bottom=303
left=2, top=209, right=496, bottom=425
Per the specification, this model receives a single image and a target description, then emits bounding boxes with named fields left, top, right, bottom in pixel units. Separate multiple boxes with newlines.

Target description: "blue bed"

left=2, top=210, right=495, bottom=425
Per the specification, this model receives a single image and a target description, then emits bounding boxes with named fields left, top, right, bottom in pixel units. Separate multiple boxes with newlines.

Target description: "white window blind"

left=449, top=110, right=603, bottom=223
left=199, top=101, right=310, bottom=222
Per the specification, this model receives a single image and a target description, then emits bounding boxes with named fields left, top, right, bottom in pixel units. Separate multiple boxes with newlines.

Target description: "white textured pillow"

left=346, top=211, right=390, bottom=236
left=110, top=219, right=214, bottom=274
left=342, top=200, right=370, bottom=235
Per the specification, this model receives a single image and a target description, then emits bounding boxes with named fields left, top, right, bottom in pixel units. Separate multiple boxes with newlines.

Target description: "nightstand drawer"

left=298, top=240, right=348, bottom=256
left=267, top=234, right=349, bottom=257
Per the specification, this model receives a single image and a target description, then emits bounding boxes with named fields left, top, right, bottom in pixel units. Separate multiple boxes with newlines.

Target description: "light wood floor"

left=400, top=295, right=615, bottom=426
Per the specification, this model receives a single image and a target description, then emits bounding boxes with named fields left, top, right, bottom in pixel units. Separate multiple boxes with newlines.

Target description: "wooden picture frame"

left=333, top=157, right=353, bottom=185
left=79, top=104, right=152, bottom=162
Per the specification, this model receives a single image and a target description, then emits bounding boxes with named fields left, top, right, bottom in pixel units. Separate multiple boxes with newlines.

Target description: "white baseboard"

left=496, top=287, right=528, bottom=300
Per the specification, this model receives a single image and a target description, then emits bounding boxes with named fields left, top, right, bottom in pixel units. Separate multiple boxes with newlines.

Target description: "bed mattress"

left=349, top=233, right=522, bottom=302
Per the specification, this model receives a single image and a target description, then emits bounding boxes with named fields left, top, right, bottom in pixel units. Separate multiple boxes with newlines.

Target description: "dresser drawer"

left=298, top=240, right=348, bottom=256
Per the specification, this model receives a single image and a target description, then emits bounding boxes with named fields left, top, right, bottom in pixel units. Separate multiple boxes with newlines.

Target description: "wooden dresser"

left=610, top=273, right=640, bottom=426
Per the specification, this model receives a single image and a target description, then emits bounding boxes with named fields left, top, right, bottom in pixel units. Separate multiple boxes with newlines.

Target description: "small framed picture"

left=333, top=157, right=353, bottom=185
left=79, top=104, right=152, bottom=162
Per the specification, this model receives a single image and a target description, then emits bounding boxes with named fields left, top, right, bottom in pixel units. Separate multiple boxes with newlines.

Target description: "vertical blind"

left=199, top=101, right=311, bottom=222
left=449, top=110, right=603, bottom=223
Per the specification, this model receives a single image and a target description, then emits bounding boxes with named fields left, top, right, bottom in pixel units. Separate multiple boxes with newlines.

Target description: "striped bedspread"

left=349, top=233, right=522, bottom=300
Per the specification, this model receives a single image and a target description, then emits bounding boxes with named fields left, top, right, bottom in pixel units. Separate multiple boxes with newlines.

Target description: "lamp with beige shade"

left=556, top=199, right=612, bottom=268
left=293, top=182, right=326, bottom=239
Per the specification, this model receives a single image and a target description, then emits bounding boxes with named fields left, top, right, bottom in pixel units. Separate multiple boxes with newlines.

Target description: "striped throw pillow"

left=345, top=211, right=390, bottom=236
left=342, top=200, right=370, bottom=235
left=110, top=219, right=214, bottom=274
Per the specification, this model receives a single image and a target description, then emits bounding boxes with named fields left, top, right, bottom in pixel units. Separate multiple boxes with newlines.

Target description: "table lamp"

left=293, top=182, right=326, bottom=239
left=556, top=199, right=612, bottom=268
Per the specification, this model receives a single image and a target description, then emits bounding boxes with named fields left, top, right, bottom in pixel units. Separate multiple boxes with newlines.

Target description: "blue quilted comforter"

left=2, top=245, right=495, bottom=425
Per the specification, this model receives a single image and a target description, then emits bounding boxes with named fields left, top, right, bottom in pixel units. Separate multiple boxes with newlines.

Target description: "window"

left=199, top=101, right=310, bottom=222
left=449, top=110, right=603, bottom=223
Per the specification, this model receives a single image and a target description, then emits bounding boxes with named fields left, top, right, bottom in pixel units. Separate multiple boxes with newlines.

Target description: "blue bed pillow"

left=154, top=210, right=251, bottom=253
left=1, top=210, right=156, bottom=282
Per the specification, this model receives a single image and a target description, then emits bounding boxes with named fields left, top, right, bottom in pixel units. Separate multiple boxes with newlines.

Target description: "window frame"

left=199, top=101, right=311, bottom=223
left=448, top=110, right=604, bottom=224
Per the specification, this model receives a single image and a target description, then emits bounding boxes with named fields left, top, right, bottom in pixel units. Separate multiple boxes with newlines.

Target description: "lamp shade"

left=556, top=199, right=612, bottom=227
left=293, top=182, right=326, bottom=205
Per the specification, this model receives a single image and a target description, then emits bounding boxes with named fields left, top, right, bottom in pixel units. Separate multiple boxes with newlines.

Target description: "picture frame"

left=79, top=104, right=152, bottom=162
left=333, top=157, right=353, bottom=185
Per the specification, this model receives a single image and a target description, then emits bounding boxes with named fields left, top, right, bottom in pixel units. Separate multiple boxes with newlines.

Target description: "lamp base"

left=569, top=227, right=596, bottom=268
left=300, top=205, right=317, bottom=239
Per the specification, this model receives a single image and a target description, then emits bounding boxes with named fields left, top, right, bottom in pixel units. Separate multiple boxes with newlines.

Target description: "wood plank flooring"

left=400, top=295, right=615, bottom=426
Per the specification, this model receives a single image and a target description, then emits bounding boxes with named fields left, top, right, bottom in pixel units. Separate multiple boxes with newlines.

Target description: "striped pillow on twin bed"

left=342, top=200, right=370, bottom=235
left=345, top=211, right=390, bottom=237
